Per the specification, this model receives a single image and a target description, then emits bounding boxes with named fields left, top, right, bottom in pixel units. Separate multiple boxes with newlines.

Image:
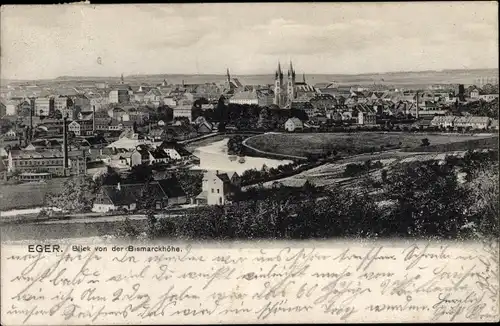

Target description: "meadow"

left=244, top=132, right=496, bottom=157
left=0, top=178, right=66, bottom=211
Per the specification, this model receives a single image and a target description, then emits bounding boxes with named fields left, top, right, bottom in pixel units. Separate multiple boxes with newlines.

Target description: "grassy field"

left=245, top=132, right=496, bottom=157
left=0, top=178, right=66, bottom=211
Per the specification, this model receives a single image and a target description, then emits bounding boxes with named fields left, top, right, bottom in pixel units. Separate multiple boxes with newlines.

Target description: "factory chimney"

left=62, top=115, right=69, bottom=175
left=29, top=98, right=34, bottom=142
left=415, top=91, right=420, bottom=120
left=92, top=105, right=96, bottom=133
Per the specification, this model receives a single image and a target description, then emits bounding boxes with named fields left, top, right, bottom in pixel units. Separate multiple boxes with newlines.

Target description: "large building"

left=68, top=120, right=94, bottom=136
left=228, top=90, right=259, bottom=105
left=7, top=148, right=87, bottom=177
left=173, top=105, right=192, bottom=122
left=109, top=89, right=130, bottom=104
left=34, top=97, right=54, bottom=117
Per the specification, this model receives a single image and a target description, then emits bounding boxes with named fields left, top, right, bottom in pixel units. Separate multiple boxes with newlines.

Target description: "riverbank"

left=191, top=138, right=292, bottom=175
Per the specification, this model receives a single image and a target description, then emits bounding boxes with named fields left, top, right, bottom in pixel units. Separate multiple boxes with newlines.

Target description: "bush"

left=115, top=217, right=139, bottom=238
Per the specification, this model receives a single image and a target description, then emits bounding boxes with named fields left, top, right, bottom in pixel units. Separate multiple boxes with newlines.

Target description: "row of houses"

left=430, top=116, right=498, bottom=130
left=92, top=177, right=188, bottom=212
left=92, top=168, right=242, bottom=212
left=103, top=141, right=192, bottom=169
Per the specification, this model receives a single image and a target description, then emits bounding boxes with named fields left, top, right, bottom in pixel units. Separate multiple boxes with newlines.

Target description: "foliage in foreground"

left=117, top=153, right=499, bottom=241
left=45, top=175, right=97, bottom=213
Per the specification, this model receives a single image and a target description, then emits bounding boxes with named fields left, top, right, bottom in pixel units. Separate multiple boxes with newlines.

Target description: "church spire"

left=277, top=61, right=283, bottom=80
left=120, top=73, right=124, bottom=84
left=226, top=68, right=231, bottom=82
left=302, top=73, right=306, bottom=83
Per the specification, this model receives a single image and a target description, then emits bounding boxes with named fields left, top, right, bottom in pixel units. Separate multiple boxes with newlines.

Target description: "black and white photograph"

left=0, top=2, right=498, bottom=324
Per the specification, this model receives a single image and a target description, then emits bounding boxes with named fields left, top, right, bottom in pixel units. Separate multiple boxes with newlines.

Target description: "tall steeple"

left=276, top=61, right=283, bottom=80
left=286, top=60, right=296, bottom=107
left=274, top=61, right=284, bottom=107
left=288, top=60, right=295, bottom=79
left=302, top=73, right=306, bottom=83
left=120, top=73, right=124, bottom=84
left=226, top=68, right=231, bottom=83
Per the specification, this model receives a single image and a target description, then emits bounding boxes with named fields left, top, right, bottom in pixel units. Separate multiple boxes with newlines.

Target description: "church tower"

left=225, top=68, right=233, bottom=92
left=286, top=61, right=296, bottom=107
left=274, top=62, right=284, bottom=107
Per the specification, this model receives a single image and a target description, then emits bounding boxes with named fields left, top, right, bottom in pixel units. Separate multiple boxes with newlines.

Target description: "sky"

left=0, top=2, right=498, bottom=80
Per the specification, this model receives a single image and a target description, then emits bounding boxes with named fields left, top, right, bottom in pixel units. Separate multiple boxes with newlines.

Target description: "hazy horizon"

left=1, top=3, right=498, bottom=80
left=1, top=67, right=498, bottom=84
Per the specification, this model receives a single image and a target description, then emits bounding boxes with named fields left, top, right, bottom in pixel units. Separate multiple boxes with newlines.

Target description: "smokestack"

left=92, top=105, right=96, bottom=133
left=63, top=116, right=69, bottom=175
left=415, top=91, right=419, bottom=119
left=29, top=98, right=34, bottom=141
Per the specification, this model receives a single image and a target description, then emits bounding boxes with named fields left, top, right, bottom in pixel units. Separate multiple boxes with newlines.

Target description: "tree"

left=176, top=170, right=203, bottom=198
left=465, top=162, right=499, bottom=237
left=215, top=96, right=227, bottom=122
left=99, top=166, right=121, bottom=186
left=124, top=164, right=153, bottom=184
left=381, top=169, right=388, bottom=183
left=383, top=161, right=471, bottom=238
left=115, top=217, right=140, bottom=239
left=146, top=210, right=158, bottom=239
left=45, top=176, right=97, bottom=213
left=421, top=138, right=430, bottom=147
left=227, top=135, right=245, bottom=155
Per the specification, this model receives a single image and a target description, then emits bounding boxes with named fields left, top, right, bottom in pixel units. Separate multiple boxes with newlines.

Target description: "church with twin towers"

left=273, top=61, right=306, bottom=108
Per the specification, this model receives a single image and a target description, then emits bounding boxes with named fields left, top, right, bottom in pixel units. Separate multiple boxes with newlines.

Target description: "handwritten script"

left=2, top=240, right=499, bottom=324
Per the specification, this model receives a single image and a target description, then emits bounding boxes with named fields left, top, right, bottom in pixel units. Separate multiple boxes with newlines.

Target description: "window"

left=211, top=188, right=214, bottom=193
left=217, top=189, right=220, bottom=194
left=219, top=197, right=222, bottom=205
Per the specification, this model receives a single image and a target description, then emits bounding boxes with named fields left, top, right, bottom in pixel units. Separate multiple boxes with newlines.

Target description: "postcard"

left=0, top=2, right=499, bottom=325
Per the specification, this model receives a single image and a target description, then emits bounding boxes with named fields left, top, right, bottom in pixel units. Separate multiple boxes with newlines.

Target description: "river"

left=190, top=138, right=292, bottom=175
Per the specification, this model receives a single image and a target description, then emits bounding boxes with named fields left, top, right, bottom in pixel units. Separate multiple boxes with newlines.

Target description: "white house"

left=159, top=141, right=192, bottom=161
left=470, top=89, right=480, bottom=99
left=163, top=97, right=177, bottom=107
left=454, top=116, right=491, bottom=130
left=284, top=117, right=304, bottom=132
left=358, top=112, right=377, bottom=125
left=479, top=94, right=499, bottom=102
left=5, top=100, right=18, bottom=116
left=196, top=170, right=241, bottom=206
left=430, top=116, right=457, bottom=128
left=490, top=119, right=499, bottom=130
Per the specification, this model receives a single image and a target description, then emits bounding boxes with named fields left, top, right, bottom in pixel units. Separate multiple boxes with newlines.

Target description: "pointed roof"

left=276, top=62, right=283, bottom=79
left=288, top=61, right=296, bottom=78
